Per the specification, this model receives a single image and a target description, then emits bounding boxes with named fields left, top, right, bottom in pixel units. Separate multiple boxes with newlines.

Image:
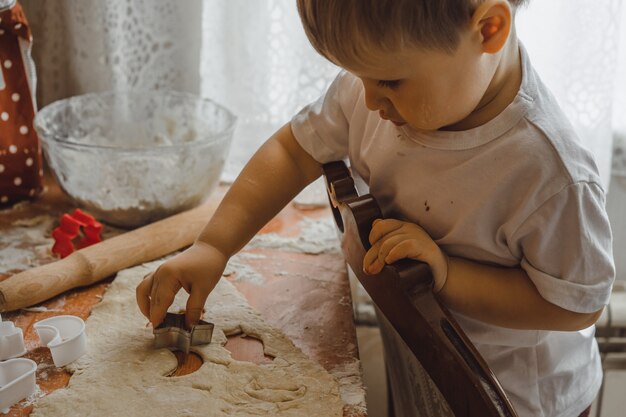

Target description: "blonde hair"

left=297, top=0, right=527, bottom=65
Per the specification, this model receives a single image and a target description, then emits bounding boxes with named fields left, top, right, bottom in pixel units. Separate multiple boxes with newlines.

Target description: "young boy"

left=136, top=1, right=615, bottom=416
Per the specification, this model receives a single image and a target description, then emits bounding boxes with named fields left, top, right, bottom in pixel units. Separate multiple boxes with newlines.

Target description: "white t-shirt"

left=291, top=45, right=615, bottom=417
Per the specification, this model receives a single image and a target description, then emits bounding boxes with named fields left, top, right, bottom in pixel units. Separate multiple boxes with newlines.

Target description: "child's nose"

left=365, top=86, right=380, bottom=111
left=363, top=85, right=389, bottom=113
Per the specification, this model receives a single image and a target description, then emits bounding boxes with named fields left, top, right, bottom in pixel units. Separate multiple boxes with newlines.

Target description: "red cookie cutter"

left=51, top=209, right=103, bottom=258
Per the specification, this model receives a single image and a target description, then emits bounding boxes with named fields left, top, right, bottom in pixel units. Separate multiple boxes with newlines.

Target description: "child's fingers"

left=369, top=218, right=404, bottom=245
left=378, top=234, right=412, bottom=263
left=363, top=256, right=384, bottom=274
left=363, top=242, right=382, bottom=274
left=385, top=239, right=422, bottom=264
left=135, top=272, right=154, bottom=320
left=149, top=267, right=181, bottom=327
left=185, top=288, right=210, bottom=328
left=365, top=234, right=414, bottom=274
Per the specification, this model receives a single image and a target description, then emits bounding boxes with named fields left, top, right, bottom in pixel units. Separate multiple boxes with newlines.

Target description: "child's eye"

left=377, top=79, right=401, bottom=89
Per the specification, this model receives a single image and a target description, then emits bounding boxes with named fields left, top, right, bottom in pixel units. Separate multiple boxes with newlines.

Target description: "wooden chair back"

left=322, top=161, right=518, bottom=417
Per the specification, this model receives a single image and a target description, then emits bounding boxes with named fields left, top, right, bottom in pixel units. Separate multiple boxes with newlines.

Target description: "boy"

left=136, top=1, right=615, bottom=416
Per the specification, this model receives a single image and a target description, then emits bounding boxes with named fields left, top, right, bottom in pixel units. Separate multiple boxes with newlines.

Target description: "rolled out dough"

left=31, top=259, right=343, bottom=417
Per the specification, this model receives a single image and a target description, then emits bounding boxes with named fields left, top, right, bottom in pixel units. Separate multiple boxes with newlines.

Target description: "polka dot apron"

left=0, top=0, right=43, bottom=207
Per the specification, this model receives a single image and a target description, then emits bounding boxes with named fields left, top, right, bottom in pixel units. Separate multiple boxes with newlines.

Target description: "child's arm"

left=136, top=123, right=322, bottom=327
left=439, top=257, right=603, bottom=331
left=363, top=219, right=604, bottom=331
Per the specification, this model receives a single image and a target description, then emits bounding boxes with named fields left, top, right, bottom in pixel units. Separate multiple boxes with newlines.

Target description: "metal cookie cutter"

left=0, top=314, right=26, bottom=361
left=0, top=358, right=37, bottom=413
left=153, top=313, right=214, bottom=354
left=33, top=315, right=86, bottom=367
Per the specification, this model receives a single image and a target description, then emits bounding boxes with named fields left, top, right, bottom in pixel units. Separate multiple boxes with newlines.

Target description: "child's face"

left=344, top=33, right=499, bottom=131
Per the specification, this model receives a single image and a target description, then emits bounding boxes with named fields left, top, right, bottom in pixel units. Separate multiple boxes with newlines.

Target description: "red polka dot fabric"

left=0, top=1, right=43, bottom=207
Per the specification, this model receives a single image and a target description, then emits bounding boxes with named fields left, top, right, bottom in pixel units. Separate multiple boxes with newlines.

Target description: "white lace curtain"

left=20, top=0, right=625, bottom=186
left=19, top=0, right=339, bottom=181
left=517, top=1, right=625, bottom=186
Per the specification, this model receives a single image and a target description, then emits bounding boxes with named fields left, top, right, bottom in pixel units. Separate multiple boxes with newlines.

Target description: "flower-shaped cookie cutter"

left=0, top=314, right=26, bottom=361
left=51, top=209, right=103, bottom=259
left=153, top=313, right=214, bottom=354
left=0, top=358, right=36, bottom=413
left=33, top=315, right=86, bottom=367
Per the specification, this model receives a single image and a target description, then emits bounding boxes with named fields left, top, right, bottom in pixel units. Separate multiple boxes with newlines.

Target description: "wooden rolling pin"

left=0, top=200, right=219, bottom=312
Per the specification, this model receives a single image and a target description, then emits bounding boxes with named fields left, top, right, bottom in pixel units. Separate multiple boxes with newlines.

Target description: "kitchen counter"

left=0, top=175, right=366, bottom=416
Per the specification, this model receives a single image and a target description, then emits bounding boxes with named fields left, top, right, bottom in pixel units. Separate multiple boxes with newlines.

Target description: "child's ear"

left=470, top=0, right=512, bottom=54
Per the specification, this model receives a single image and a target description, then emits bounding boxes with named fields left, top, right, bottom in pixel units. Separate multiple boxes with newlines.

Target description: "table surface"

left=0, top=176, right=365, bottom=416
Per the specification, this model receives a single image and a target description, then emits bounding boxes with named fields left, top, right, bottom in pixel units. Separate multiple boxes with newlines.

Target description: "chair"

left=322, top=161, right=518, bottom=417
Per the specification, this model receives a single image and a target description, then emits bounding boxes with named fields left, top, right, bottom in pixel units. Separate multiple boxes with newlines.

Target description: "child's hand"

left=135, top=241, right=228, bottom=328
left=363, top=218, right=449, bottom=292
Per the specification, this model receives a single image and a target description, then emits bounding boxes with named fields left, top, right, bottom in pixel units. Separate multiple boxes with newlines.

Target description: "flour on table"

left=31, top=259, right=343, bottom=417
left=223, top=252, right=267, bottom=285
left=248, top=216, right=340, bottom=255
left=329, top=361, right=366, bottom=416
left=0, top=215, right=55, bottom=273
left=21, top=306, right=63, bottom=313
left=0, top=213, right=122, bottom=274
left=224, top=216, right=340, bottom=285
left=20, top=384, right=45, bottom=409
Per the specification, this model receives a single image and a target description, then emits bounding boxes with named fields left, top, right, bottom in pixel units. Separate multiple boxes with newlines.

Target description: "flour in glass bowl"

left=36, top=91, right=236, bottom=228
left=55, top=133, right=227, bottom=227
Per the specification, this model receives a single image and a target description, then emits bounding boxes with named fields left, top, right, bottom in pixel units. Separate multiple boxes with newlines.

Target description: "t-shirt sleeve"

left=512, top=181, right=615, bottom=313
left=290, top=70, right=357, bottom=163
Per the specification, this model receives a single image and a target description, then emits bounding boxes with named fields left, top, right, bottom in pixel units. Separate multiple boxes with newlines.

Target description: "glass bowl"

left=35, top=91, right=236, bottom=228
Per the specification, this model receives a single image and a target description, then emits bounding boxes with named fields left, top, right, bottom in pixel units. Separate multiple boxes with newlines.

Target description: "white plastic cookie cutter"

left=0, top=314, right=26, bottom=361
left=0, top=358, right=37, bottom=413
left=33, top=315, right=86, bottom=367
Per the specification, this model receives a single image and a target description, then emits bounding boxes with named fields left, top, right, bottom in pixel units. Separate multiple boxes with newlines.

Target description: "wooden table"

left=0, top=176, right=365, bottom=416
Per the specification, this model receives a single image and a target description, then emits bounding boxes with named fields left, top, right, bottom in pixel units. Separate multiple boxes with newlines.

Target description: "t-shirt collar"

left=398, top=43, right=535, bottom=151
